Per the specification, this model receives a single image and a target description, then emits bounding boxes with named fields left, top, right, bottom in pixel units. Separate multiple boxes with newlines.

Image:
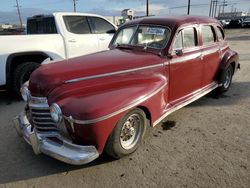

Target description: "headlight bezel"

left=50, top=103, right=62, bottom=123
left=20, top=85, right=31, bottom=102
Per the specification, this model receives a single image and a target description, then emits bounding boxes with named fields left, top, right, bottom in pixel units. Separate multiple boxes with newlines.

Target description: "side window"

left=183, top=28, right=197, bottom=48
left=216, top=26, right=225, bottom=41
left=63, top=16, right=91, bottom=34
left=90, top=17, right=115, bottom=34
left=27, top=17, right=57, bottom=34
left=43, top=17, right=57, bottom=34
left=173, top=31, right=183, bottom=49
left=173, top=27, right=197, bottom=50
left=201, top=25, right=216, bottom=45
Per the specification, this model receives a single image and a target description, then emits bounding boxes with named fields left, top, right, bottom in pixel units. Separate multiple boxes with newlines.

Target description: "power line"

left=169, top=3, right=209, bottom=9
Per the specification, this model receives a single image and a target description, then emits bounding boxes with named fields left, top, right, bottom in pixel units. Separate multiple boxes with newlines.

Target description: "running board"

left=153, top=83, right=218, bottom=127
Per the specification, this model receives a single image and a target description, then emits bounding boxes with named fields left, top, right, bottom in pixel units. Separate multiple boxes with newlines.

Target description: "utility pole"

left=15, top=0, right=23, bottom=28
left=211, top=0, right=215, bottom=17
left=218, top=5, right=222, bottom=19
left=214, top=0, right=218, bottom=18
left=146, top=0, right=149, bottom=16
left=209, top=0, right=213, bottom=16
left=187, top=0, right=191, bottom=15
left=222, top=0, right=226, bottom=13
left=73, top=0, right=77, bottom=12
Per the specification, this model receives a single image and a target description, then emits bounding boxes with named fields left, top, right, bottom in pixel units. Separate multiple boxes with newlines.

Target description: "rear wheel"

left=105, top=108, right=147, bottom=159
left=216, top=64, right=234, bottom=94
left=12, top=62, right=40, bottom=96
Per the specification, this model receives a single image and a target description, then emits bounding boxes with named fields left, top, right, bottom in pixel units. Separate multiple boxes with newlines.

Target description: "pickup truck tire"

left=216, top=64, right=233, bottom=94
left=105, top=108, right=147, bottom=159
left=12, top=62, right=40, bottom=96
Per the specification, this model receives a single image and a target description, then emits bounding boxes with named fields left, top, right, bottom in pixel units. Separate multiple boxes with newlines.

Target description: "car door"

left=88, top=16, right=116, bottom=51
left=63, top=15, right=99, bottom=58
left=200, top=25, right=221, bottom=87
left=168, top=26, right=203, bottom=105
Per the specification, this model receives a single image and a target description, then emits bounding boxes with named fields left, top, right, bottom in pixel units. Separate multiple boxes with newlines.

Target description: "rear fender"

left=217, top=50, right=239, bottom=83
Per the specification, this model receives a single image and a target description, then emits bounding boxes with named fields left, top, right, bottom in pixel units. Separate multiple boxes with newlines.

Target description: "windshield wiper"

left=115, top=43, right=133, bottom=49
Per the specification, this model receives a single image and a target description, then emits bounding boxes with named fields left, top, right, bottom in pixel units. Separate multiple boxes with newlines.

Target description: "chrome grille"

left=29, top=97, right=59, bottom=133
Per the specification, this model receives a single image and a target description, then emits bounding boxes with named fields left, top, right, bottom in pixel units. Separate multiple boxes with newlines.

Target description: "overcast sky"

left=1, top=0, right=250, bottom=23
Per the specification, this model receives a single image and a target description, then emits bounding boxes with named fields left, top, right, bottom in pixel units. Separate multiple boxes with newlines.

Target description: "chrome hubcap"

left=223, top=68, right=232, bottom=89
left=120, top=114, right=141, bottom=150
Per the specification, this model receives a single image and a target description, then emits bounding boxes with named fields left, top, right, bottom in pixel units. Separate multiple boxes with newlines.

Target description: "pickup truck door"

left=88, top=16, right=116, bottom=51
left=63, top=15, right=99, bottom=58
left=168, top=26, right=203, bottom=106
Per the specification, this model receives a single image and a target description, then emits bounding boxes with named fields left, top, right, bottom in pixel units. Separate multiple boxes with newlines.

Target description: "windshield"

left=113, top=25, right=171, bottom=49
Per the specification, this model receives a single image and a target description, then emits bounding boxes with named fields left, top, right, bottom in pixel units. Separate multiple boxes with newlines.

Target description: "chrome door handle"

left=199, top=54, right=204, bottom=60
left=99, top=38, right=106, bottom=41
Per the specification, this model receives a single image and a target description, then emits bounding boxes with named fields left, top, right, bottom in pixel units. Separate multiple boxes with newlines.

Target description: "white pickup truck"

left=0, top=12, right=117, bottom=95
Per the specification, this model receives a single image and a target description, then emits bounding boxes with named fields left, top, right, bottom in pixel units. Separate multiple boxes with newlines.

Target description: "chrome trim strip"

left=64, top=83, right=167, bottom=125
left=65, top=64, right=164, bottom=84
left=152, top=82, right=218, bottom=127
left=31, top=112, right=51, bottom=116
left=202, top=48, right=219, bottom=56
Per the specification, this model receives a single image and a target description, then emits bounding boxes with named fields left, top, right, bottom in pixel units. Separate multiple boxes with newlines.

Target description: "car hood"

left=29, top=49, right=164, bottom=97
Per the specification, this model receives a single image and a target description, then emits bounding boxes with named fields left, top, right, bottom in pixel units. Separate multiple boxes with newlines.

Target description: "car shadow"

left=187, top=81, right=250, bottom=108
left=0, top=90, right=19, bottom=106
left=0, top=82, right=249, bottom=184
left=0, top=143, right=115, bottom=184
left=0, top=90, right=116, bottom=184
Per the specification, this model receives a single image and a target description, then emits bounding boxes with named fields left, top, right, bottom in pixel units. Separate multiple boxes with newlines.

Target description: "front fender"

left=52, top=74, right=167, bottom=124
left=48, top=69, right=167, bottom=153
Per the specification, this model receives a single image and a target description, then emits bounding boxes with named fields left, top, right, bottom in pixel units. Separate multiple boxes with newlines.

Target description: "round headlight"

left=50, top=103, right=62, bottom=123
left=20, top=86, right=30, bottom=102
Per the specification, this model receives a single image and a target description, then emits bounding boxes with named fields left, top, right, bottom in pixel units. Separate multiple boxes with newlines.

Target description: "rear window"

left=63, top=16, right=91, bottom=34
left=216, top=26, right=225, bottom=41
left=201, top=25, right=216, bottom=45
left=27, top=17, right=57, bottom=34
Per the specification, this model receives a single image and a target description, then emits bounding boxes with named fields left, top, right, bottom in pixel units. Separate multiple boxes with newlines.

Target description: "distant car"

left=14, top=15, right=240, bottom=165
left=242, top=17, right=250, bottom=27
left=219, top=19, right=230, bottom=28
left=228, top=19, right=242, bottom=28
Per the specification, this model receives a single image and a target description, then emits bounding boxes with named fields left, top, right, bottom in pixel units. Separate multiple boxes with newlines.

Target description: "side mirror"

left=107, top=29, right=117, bottom=34
left=175, top=49, right=183, bottom=56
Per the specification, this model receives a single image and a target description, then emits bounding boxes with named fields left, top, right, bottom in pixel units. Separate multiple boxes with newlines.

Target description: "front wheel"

left=105, top=108, right=147, bottom=159
left=12, top=62, right=40, bottom=96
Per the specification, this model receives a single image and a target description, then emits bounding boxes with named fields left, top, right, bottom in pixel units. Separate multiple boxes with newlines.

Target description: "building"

left=121, top=9, right=134, bottom=21
left=1, top=23, right=13, bottom=29
left=105, top=16, right=124, bottom=26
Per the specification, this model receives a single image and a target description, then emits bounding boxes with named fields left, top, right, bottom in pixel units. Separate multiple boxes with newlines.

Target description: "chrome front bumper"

left=13, top=112, right=99, bottom=165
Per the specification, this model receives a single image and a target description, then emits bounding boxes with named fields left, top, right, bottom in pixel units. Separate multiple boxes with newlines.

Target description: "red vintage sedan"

left=13, top=15, right=240, bottom=165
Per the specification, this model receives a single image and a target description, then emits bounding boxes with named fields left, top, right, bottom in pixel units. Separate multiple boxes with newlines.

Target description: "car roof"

left=28, top=12, right=107, bottom=19
left=122, top=15, right=221, bottom=28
